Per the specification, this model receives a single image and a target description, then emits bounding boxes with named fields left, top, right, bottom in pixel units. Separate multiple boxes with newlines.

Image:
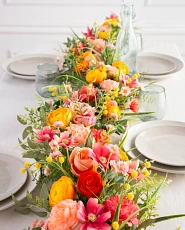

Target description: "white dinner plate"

left=111, top=120, right=185, bottom=174
left=138, top=55, right=176, bottom=75
left=135, top=126, right=185, bottom=166
left=0, top=154, right=27, bottom=201
left=138, top=53, right=184, bottom=80
left=2, top=54, right=56, bottom=80
left=0, top=149, right=37, bottom=211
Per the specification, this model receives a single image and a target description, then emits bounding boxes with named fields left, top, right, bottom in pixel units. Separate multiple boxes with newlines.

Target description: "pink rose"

left=67, top=124, right=90, bottom=146
left=69, top=147, right=96, bottom=176
left=100, top=79, right=119, bottom=91
left=42, top=199, right=81, bottom=230
left=77, top=85, right=98, bottom=102
left=104, top=196, right=140, bottom=226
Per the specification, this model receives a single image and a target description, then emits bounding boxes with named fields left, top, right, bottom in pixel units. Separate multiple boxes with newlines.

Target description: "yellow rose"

left=112, top=61, right=129, bottom=75
left=49, top=176, right=76, bottom=207
left=46, top=107, right=72, bottom=129
left=86, top=67, right=107, bottom=84
left=98, top=31, right=108, bottom=39
left=105, top=101, right=121, bottom=119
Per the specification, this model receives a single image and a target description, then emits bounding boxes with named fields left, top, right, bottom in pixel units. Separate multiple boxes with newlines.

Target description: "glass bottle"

left=114, top=4, right=138, bottom=76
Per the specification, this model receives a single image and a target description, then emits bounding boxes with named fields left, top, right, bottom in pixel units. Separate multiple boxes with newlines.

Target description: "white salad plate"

left=135, top=125, right=185, bottom=166
left=0, top=149, right=37, bottom=211
left=122, top=120, right=185, bottom=174
left=138, top=53, right=184, bottom=80
left=2, top=54, right=56, bottom=80
left=0, top=154, right=27, bottom=201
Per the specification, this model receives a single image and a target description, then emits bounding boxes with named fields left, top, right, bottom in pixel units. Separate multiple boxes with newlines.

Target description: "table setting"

left=1, top=3, right=185, bottom=230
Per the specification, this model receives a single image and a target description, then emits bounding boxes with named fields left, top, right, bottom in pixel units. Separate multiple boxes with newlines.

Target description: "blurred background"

left=0, top=0, right=185, bottom=63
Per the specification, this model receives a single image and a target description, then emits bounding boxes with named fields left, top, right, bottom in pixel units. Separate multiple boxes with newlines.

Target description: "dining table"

left=0, top=42, right=185, bottom=230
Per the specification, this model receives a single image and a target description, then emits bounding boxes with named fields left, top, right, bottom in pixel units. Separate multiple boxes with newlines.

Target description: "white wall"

left=0, top=0, right=185, bottom=63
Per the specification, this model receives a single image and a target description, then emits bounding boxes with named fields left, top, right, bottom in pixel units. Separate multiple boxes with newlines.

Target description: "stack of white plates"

left=2, top=54, right=56, bottom=80
left=0, top=152, right=37, bottom=211
left=124, top=120, right=185, bottom=174
left=138, top=53, right=184, bottom=80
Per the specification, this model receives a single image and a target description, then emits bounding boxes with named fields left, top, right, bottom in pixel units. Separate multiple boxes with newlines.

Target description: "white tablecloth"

left=0, top=43, right=185, bottom=230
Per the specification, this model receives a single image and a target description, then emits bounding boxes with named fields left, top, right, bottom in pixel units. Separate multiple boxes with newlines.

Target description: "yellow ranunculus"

left=103, top=18, right=118, bottom=27
left=46, top=107, right=72, bottom=129
left=105, top=101, right=121, bottom=119
left=112, top=61, right=129, bottom=75
left=49, top=176, right=76, bottom=207
left=98, top=31, right=108, bottom=39
left=86, top=67, right=107, bottom=84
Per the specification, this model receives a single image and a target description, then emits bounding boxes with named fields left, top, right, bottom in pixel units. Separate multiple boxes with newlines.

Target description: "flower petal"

left=77, top=201, right=87, bottom=222
left=95, top=211, right=111, bottom=223
left=86, top=198, right=104, bottom=216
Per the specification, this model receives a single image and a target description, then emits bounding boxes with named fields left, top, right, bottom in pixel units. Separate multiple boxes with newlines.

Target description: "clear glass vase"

left=114, top=4, right=138, bottom=76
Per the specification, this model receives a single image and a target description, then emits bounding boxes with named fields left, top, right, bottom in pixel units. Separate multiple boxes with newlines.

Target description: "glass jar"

left=114, top=4, right=138, bottom=76
left=35, top=63, right=60, bottom=98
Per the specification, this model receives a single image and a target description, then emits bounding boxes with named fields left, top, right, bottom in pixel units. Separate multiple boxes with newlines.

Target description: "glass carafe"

left=114, top=4, right=138, bottom=76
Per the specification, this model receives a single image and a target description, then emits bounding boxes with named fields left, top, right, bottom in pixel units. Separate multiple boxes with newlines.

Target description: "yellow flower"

left=46, top=157, right=52, bottom=163
left=143, top=169, right=150, bottom=176
left=35, top=162, right=41, bottom=169
left=112, top=221, right=119, bottom=230
left=124, top=183, right=130, bottom=190
left=119, top=149, right=129, bottom=161
left=132, top=72, right=140, bottom=79
left=127, top=192, right=134, bottom=200
left=47, top=107, right=72, bottom=129
left=131, top=170, right=138, bottom=178
left=86, top=67, right=107, bottom=84
left=20, top=168, right=26, bottom=174
left=52, top=92, right=56, bottom=97
left=24, top=161, right=30, bottom=168
left=75, top=60, right=89, bottom=72
left=59, top=157, right=65, bottom=164
left=49, top=176, right=76, bottom=207
left=98, top=31, right=108, bottom=39
left=58, top=96, right=63, bottom=101
left=105, top=101, right=120, bottom=119
left=145, top=162, right=151, bottom=168
left=112, top=61, right=129, bottom=75
left=103, top=18, right=118, bottom=27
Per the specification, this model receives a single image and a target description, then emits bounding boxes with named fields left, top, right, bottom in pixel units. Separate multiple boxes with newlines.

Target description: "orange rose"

left=69, top=147, right=96, bottom=176
left=86, top=67, right=107, bottom=84
left=46, top=107, right=72, bottom=129
left=77, top=171, right=103, bottom=197
left=49, top=176, right=76, bottom=207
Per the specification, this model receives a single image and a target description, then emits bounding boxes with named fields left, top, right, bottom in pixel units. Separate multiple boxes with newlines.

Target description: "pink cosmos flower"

left=128, top=78, right=140, bottom=88
left=77, top=85, right=98, bottom=103
left=33, top=126, right=57, bottom=143
left=89, top=143, right=119, bottom=169
left=77, top=198, right=111, bottom=230
left=121, top=86, right=131, bottom=96
left=100, top=79, right=119, bottom=91
left=31, top=219, right=45, bottom=229
left=54, top=131, right=74, bottom=149
left=106, top=65, right=118, bottom=77
left=67, top=124, right=90, bottom=147
left=71, top=102, right=96, bottom=127
left=104, top=196, right=140, bottom=226
left=42, top=199, right=81, bottom=230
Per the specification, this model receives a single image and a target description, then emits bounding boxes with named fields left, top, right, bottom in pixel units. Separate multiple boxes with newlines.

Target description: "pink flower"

left=49, top=149, right=62, bottom=159
left=129, top=100, right=139, bottom=112
left=42, top=199, right=81, bottom=230
left=106, top=65, right=118, bottom=77
left=83, top=27, right=95, bottom=39
left=107, top=42, right=115, bottom=50
left=67, top=124, right=90, bottom=146
left=53, top=121, right=64, bottom=128
left=33, top=126, right=57, bottom=143
left=44, top=166, right=51, bottom=176
left=128, top=78, right=140, bottom=88
left=100, top=79, right=119, bottom=91
left=54, top=131, right=74, bottom=149
left=104, top=143, right=120, bottom=155
left=88, top=38, right=106, bottom=52
left=49, top=139, right=59, bottom=151
left=77, top=198, right=111, bottom=230
left=77, top=85, right=98, bottom=103
left=89, top=143, right=119, bottom=169
left=110, top=160, right=129, bottom=174
left=104, top=196, right=140, bottom=226
left=121, top=86, right=131, bottom=96
left=71, top=102, right=96, bottom=127
left=128, top=160, right=139, bottom=174
left=120, top=74, right=129, bottom=85
left=31, top=219, right=45, bottom=229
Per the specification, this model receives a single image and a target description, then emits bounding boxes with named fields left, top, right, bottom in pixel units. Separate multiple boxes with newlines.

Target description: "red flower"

left=92, top=129, right=109, bottom=144
left=77, top=171, right=103, bottom=197
left=78, top=85, right=98, bottom=103
left=104, top=196, right=140, bottom=226
left=130, top=100, right=139, bottom=112
left=83, top=27, right=95, bottom=39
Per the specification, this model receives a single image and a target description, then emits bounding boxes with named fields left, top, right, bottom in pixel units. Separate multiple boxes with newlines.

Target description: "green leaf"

left=117, top=126, right=126, bottom=134
left=114, top=176, right=124, bottom=183
left=22, top=151, right=38, bottom=159
left=16, top=208, right=31, bottom=215
left=18, top=138, right=28, bottom=150
left=40, top=183, right=49, bottom=201
left=17, top=115, right=27, bottom=125
left=27, top=137, right=37, bottom=149
left=135, top=219, right=155, bottom=230
left=22, top=126, right=32, bottom=140
left=26, top=191, right=35, bottom=204
left=154, top=214, right=185, bottom=223
left=31, top=210, right=48, bottom=217
left=32, top=228, right=42, bottom=230
left=12, top=194, right=26, bottom=207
